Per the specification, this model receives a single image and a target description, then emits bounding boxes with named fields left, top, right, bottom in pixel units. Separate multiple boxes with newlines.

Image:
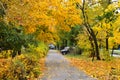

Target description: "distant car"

left=49, top=44, right=55, bottom=49
left=61, top=47, right=70, bottom=55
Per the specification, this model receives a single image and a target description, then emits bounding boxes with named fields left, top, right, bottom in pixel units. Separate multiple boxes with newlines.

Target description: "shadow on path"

left=39, top=50, right=97, bottom=80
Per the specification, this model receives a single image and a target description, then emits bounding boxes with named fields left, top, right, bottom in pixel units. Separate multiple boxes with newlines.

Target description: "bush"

left=0, top=50, right=12, bottom=58
left=100, top=49, right=111, bottom=61
left=25, top=42, right=48, bottom=58
left=0, top=59, right=10, bottom=80
left=0, top=41, right=48, bottom=80
left=0, top=54, right=41, bottom=80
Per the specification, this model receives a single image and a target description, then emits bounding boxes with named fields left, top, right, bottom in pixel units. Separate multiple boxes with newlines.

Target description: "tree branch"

left=0, top=1, right=6, bottom=13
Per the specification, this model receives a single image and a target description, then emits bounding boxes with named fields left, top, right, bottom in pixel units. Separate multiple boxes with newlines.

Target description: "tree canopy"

left=1, top=0, right=120, bottom=60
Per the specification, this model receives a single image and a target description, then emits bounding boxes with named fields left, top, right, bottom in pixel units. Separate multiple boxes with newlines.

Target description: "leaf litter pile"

left=68, top=58, right=120, bottom=80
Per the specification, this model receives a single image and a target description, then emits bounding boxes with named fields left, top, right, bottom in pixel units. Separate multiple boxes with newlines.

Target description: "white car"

left=61, top=47, right=70, bottom=55
left=49, top=44, right=55, bottom=49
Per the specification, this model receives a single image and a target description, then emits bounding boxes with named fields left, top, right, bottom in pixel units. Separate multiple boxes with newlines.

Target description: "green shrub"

left=25, top=42, right=48, bottom=58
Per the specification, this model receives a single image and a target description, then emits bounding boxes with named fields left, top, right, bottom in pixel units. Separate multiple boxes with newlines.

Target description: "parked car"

left=61, top=47, right=70, bottom=55
left=49, top=44, right=55, bottom=49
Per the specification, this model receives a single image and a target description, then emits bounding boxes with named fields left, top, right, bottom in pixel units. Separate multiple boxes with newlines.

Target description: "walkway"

left=39, top=50, right=97, bottom=80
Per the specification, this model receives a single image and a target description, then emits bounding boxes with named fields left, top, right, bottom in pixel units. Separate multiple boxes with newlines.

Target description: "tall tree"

left=95, top=0, right=119, bottom=51
left=76, top=0, right=101, bottom=60
left=4, top=0, right=81, bottom=44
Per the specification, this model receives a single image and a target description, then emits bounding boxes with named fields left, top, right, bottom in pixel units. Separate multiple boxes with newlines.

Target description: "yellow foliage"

left=109, top=37, right=115, bottom=48
left=102, top=22, right=111, bottom=30
left=105, top=3, right=117, bottom=12
left=113, top=31, right=120, bottom=44
left=0, top=42, right=48, bottom=80
left=5, top=0, right=82, bottom=33
left=77, top=32, right=91, bottom=50
left=3, top=0, right=82, bottom=43
left=93, top=26, right=102, bottom=32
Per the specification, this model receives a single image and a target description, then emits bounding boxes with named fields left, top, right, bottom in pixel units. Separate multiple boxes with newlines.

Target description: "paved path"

left=39, top=50, right=96, bottom=80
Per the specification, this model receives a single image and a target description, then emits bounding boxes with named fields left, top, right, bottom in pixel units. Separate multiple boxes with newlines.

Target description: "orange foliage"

left=5, top=0, right=82, bottom=33
left=3, top=0, right=82, bottom=43
left=69, top=58, right=120, bottom=80
left=39, top=58, right=46, bottom=79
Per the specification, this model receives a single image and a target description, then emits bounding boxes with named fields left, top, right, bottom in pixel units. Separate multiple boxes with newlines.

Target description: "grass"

left=65, top=53, right=94, bottom=61
left=65, top=53, right=83, bottom=58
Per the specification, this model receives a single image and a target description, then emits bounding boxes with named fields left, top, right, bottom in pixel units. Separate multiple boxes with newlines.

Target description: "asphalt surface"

left=39, top=50, right=97, bottom=80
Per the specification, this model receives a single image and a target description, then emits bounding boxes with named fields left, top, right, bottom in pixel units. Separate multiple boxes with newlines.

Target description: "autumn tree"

left=0, top=0, right=37, bottom=57
left=76, top=0, right=102, bottom=60
left=3, top=0, right=81, bottom=45
left=94, top=0, right=120, bottom=52
left=0, top=0, right=6, bottom=20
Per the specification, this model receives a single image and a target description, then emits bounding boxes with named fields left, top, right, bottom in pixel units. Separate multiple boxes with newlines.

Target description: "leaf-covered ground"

left=68, top=57, right=120, bottom=80
left=39, top=58, right=46, bottom=79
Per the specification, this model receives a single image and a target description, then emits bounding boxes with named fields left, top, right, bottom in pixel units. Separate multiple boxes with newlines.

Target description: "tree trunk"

left=106, top=37, right=109, bottom=51
left=18, top=50, right=21, bottom=55
left=90, top=28, right=101, bottom=60
left=93, top=35, right=101, bottom=60
left=84, top=23, right=100, bottom=60
left=111, top=46, right=114, bottom=56
left=78, top=0, right=101, bottom=60
left=89, top=37, right=95, bottom=61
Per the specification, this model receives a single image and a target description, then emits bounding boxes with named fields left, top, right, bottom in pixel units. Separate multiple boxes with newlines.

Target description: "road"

left=39, top=50, right=96, bottom=80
